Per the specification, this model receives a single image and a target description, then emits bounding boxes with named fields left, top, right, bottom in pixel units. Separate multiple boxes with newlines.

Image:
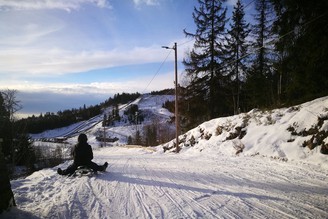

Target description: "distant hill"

left=31, top=94, right=176, bottom=146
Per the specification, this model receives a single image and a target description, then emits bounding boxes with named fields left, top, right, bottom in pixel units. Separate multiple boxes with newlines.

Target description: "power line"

left=141, top=40, right=191, bottom=95
left=178, top=39, right=194, bottom=47
left=244, top=0, right=256, bottom=9
left=141, top=49, right=172, bottom=94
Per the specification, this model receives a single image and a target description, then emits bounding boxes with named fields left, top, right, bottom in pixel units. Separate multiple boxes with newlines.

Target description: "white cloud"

left=10, top=71, right=174, bottom=117
left=1, top=70, right=174, bottom=94
left=226, top=0, right=238, bottom=6
left=1, top=49, right=125, bottom=75
left=133, top=0, right=159, bottom=6
left=0, top=23, right=63, bottom=47
left=0, top=44, right=183, bottom=75
left=0, top=0, right=112, bottom=11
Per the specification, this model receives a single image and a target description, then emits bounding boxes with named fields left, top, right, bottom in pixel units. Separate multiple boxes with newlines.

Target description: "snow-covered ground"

left=1, top=95, right=328, bottom=218
left=2, top=146, right=328, bottom=219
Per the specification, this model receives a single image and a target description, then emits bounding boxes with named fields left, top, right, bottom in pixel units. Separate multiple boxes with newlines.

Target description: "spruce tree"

left=0, top=93, right=15, bottom=211
left=270, top=0, right=328, bottom=104
left=223, top=0, right=250, bottom=114
left=134, top=130, right=142, bottom=145
left=0, top=93, right=10, bottom=157
left=246, top=0, right=275, bottom=108
left=183, top=0, right=228, bottom=126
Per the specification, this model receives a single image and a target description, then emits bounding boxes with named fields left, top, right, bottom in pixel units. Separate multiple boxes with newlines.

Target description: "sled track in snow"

left=8, top=147, right=328, bottom=219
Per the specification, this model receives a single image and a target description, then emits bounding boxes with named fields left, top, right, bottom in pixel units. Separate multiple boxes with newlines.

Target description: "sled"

left=73, top=166, right=95, bottom=177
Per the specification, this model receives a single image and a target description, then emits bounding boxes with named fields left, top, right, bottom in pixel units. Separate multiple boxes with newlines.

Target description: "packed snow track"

left=5, top=146, right=328, bottom=219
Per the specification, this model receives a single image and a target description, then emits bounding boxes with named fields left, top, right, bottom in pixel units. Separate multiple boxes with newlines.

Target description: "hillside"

left=1, top=95, right=328, bottom=219
left=31, top=94, right=175, bottom=143
left=163, top=96, right=328, bottom=168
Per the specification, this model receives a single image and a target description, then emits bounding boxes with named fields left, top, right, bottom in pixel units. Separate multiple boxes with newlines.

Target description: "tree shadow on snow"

left=0, top=207, right=40, bottom=219
left=100, top=171, right=282, bottom=201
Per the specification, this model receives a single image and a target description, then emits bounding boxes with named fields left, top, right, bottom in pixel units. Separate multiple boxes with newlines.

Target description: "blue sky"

left=0, top=0, right=255, bottom=118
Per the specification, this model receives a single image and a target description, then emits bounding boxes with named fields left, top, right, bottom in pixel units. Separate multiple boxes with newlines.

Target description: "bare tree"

left=1, top=89, right=22, bottom=122
left=1, top=89, right=23, bottom=167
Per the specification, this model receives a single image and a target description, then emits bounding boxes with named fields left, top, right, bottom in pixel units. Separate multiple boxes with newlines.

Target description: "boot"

left=102, top=162, right=108, bottom=171
left=57, top=168, right=64, bottom=175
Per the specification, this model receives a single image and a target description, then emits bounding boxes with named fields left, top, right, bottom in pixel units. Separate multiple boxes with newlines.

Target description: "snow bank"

left=162, top=96, right=328, bottom=168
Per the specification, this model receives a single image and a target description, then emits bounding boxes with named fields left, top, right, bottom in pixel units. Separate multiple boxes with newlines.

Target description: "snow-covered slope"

left=3, top=146, right=328, bottom=219
left=31, top=94, right=175, bottom=144
left=1, top=96, right=328, bottom=219
left=163, top=96, right=328, bottom=168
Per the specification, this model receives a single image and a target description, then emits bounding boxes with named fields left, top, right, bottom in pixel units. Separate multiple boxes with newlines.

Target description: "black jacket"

left=72, top=142, right=93, bottom=166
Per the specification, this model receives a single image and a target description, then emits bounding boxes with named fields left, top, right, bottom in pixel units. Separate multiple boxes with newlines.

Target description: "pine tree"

left=134, top=130, right=142, bottom=145
left=14, top=133, right=36, bottom=170
left=0, top=93, right=16, bottom=211
left=127, top=136, right=133, bottom=145
left=183, top=0, right=228, bottom=126
left=102, top=114, right=107, bottom=127
left=144, top=125, right=158, bottom=146
left=114, top=104, right=120, bottom=121
left=246, top=0, right=275, bottom=108
left=0, top=93, right=10, bottom=157
left=223, top=0, right=250, bottom=114
left=270, top=0, right=328, bottom=104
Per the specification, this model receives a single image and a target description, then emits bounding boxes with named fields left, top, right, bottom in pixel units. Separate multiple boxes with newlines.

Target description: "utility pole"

left=162, top=42, right=179, bottom=153
left=103, top=127, right=106, bottom=147
left=135, top=111, right=139, bottom=132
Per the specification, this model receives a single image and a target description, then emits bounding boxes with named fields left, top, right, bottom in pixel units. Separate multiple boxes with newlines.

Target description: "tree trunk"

left=0, top=142, right=16, bottom=213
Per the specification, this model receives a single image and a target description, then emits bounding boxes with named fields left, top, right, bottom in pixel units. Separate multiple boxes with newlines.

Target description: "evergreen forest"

left=179, top=0, right=328, bottom=131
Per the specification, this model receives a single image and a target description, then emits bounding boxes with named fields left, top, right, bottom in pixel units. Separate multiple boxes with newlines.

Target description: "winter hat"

left=78, top=133, right=88, bottom=143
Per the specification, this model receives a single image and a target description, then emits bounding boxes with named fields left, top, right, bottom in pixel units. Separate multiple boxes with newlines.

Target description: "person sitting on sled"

left=57, top=133, right=108, bottom=175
